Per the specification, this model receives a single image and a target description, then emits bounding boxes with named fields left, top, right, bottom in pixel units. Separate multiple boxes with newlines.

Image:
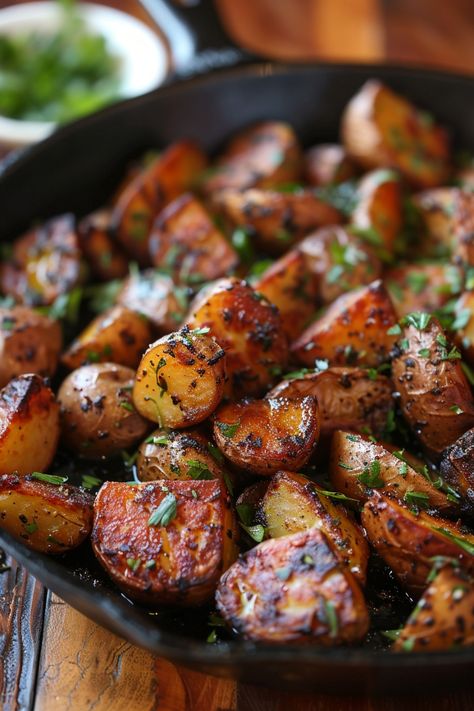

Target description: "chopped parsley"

left=148, top=493, right=178, bottom=527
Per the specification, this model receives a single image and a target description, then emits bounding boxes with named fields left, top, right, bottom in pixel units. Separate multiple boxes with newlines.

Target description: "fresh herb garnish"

left=148, top=493, right=178, bottom=527
left=431, top=527, right=474, bottom=555
left=357, top=460, right=384, bottom=488
left=216, top=421, right=240, bottom=438
left=31, top=472, right=68, bottom=485
left=187, top=460, right=214, bottom=481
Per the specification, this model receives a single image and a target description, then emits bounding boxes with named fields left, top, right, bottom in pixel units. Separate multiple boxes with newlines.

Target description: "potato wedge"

left=330, top=431, right=455, bottom=515
left=186, top=278, right=288, bottom=396
left=58, top=364, right=150, bottom=459
left=291, top=280, right=398, bottom=367
left=268, top=367, right=393, bottom=440
left=259, top=471, right=369, bottom=584
left=394, top=565, right=474, bottom=651
left=61, top=305, right=153, bottom=371
left=304, top=144, right=358, bottom=186
left=0, top=374, right=59, bottom=475
left=0, top=473, right=93, bottom=554
left=0, top=306, right=62, bottom=387
left=201, top=121, right=302, bottom=196
left=440, top=427, right=474, bottom=521
left=341, top=80, right=450, bottom=187
left=216, top=527, right=369, bottom=644
left=78, top=209, right=129, bottom=281
left=149, top=193, right=238, bottom=284
left=213, top=397, right=319, bottom=476
left=133, top=327, right=226, bottom=428
left=391, top=316, right=474, bottom=458
left=92, top=479, right=238, bottom=605
left=362, top=492, right=474, bottom=592
left=385, top=262, right=462, bottom=318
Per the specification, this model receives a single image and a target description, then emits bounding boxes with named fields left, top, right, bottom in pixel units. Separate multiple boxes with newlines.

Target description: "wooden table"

left=1, top=1, right=474, bottom=709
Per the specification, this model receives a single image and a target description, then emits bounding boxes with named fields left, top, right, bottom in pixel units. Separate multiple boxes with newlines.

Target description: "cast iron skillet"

left=0, top=1, right=474, bottom=694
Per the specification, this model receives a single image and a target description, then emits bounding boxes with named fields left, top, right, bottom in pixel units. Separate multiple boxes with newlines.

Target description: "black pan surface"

left=0, top=62, right=474, bottom=693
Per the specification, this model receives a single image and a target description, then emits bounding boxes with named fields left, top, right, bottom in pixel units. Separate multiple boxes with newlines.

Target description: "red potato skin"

left=351, top=169, right=403, bottom=257
left=304, top=144, right=358, bottom=186
left=385, top=263, right=462, bottom=319
left=77, top=210, right=129, bottom=281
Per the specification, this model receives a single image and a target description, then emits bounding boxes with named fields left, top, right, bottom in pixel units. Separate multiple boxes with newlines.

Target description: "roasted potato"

left=391, top=316, right=474, bottom=458
left=412, top=188, right=458, bottom=257
left=92, top=478, right=238, bottom=605
left=78, top=209, right=129, bottom=281
left=394, top=565, right=474, bottom=651
left=111, top=140, right=208, bottom=264
left=213, top=397, right=319, bottom=476
left=259, top=470, right=369, bottom=584
left=201, top=121, right=302, bottom=196
left=58, top=363, right=150, bottom=458
left=216, top=527, right=369, bottom=644
left=330, top=431, right=455, bottom=515
left=133, top=327, right=226, bottom=428
left=298, top=226, right=382, bottom=305
left=304, top=144, right=358, bottom=186
left=341, top=80, right=450, bottom=187
left=0, top=374, right=59, bottom=475
left=268, top=367, right=394, bottom=440
left=385, top=262, right=462, bottom=318
left=0, top=306, right=62, bottom=387
left=117, top=269, right=189, bottom=335
left=252, top=249, right=318, bottom=340
left=61, top=305, right=153, bottom=371
left=216, top=188, right=341, bottom=254
left=186, top=278, right=288, bottom=396
left=440, top=427, right=474, bottom=521
left=452, top=291, right=474, bottom=367
left=291, top=280, right=398, bottom=367
left=362, top=492, right=474, bottom=592
left=451, top=190, right=474, bottom=267
left=0, top=473, right=93, bottom=554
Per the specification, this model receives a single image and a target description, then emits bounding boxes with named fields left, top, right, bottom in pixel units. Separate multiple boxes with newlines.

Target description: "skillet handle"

left=139, top=0, right=257, bottom=78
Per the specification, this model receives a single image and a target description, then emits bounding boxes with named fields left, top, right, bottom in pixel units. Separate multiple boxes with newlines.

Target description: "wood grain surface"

left=1, top=0, right=474, bottom=709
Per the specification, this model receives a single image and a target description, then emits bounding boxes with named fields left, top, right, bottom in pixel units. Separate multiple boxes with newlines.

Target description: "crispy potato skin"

left=216, top=527, right=369, bottom=644
left=62, top=305, right=153, bottom=371
left=201, top=121, right=302, bottom=196
left=111, top=141, right=208, bottom=264
left=304, top=144, right=358, bottom=186
left=385, top=263, right=462, bottom=318
left=330, top=431, right=454, bottom=514
left=213, top=397, right=319, bottom=476
left=0, top=306, right=62, bottom=387
left=137, top=428, right=225, bottom=482
left=78, top=210, right=129, bottom=281
left=341, top=80, right=450, bottom=188
left=92, top=479, right=238, bottom=605
left=259, top=471, right=369, bottom=584
left=149, top=193, right=238, bottom=284
left=361, top=492, right=474, bottom=592
left=0, top=474, right=93, bottom=554
left=268, top=368, right=393, bottom=440
left=187, top=278, right=288, bottom=397
left=133, top=328, right=226, bottom=429
left=253, top=250, right=318, bottom=341
left=0, top=374, right=59, bottom=475
left=391, top=319, right=474, bottom=458
left=291, top=280, right=397, bottom=367
left=394, top=566, right=474, bottom=651
left=351, top=169, right=402, bottom=257
left=440, top=428, right=474, bottom=520
left=58, top=364, right=150, bottom=458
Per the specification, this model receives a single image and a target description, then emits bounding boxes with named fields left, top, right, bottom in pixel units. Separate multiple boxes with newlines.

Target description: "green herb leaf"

left=403, top=311, right=431, bottom=331
left=431, top=527, right=474, bottom=555
left=187, top=460, right=214, bottom=481
left=31, top=472, right=68, bottom=485
left=216, top=421, right=240, bottom=438
left=404, top=490, right=430, bottom=510
left=148, top=493, right=178, bottom=528
left=322, top=599, right=339, bottom=638
left=126, top=558, right=141, bottom=572
left=207, top=442, right=224, bottom=463
left=358, top=460, right=384, bottom=488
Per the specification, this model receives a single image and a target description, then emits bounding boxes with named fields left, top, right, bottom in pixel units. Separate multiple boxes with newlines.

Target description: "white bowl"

left=0, top=1, right=169, bottom=149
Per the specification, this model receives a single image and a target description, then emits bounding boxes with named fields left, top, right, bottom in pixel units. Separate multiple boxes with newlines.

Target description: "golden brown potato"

left=216, top=527, right=369, bottom=644
left=0, top=306, right=62, bottom=387
left=77, top=209, right=129, bottom=281
left=291, top=280, right=398, bottom=367
left=394, top=565, right=474, bottom=651
left=304, top=144, right=358, bottom=186
left=452, top=191, right=474, bottom=267
left=298, top=226, right=382, bottom=305
left=0, top=214, right=84, bottom=306
left=385, top=262, right=462, bottom=319
left=117, top=269, right=189, bottom=335
left=268, top=367, right=393, bottom=440
left=92, top=478, right=238, bottom=605
left=149, top=193, right=238, bottom=284
left=330, top=431, right=455, bottom=515
left=201, top=121, right=302, bottom=196
left=341, top=80, right=450, bottom=188
left=412, top=188, right=458, bottom=257
left=111, top=141, right=208, bottom=264
left=391, top=316, right=474, bottom=458
left=0, top=374, right=59, bottom=475
left=440, top=427, right=474, bottom=521
left=252, top=249, right=318, bottom=341
left=0, top=473, right=93, bottom=554
left=186, top=278, right=288, bottom=397
left=58, top=363, right=150, bottom=458
left=259, top=471, right=369, bottom=584
left=133, top=327, right=226, bottom=428
left=61, top=305, right=153, bottom=371
left=213, top=397, right=319, bottom=476
left=216, top=188, right=342, bottom=254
